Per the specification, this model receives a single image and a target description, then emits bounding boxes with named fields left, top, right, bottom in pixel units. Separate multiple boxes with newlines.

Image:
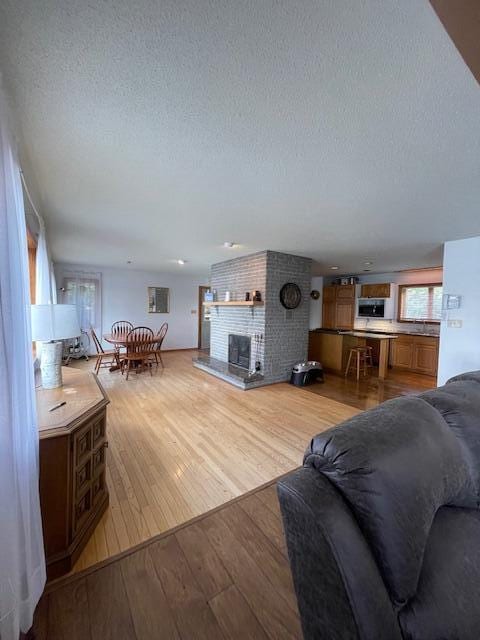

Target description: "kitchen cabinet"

left=322, top=301, right=336, bottom=329
left=322, top=285, right=355, bottom=330
left=391, top=337, right=414, bottom=369
left=323, top=285, right=337, bottom=302
left=309, top=331, right=343, bottom=371
left=413, top=338, right=439, bottom=375
left=336, top=285, right=355, bottom=299
left=361, top=283, right=391, bottom=298
left=391, top=334, right=438, bottom=377
left=336, top=302, right=355, bottom=329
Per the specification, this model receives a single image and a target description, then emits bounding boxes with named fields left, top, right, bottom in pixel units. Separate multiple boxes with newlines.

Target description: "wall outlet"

left=447, top=319, right=462, bottom=328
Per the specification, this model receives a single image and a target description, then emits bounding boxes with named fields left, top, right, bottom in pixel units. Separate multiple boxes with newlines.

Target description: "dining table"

left=103, top=332, right=158, bottom=372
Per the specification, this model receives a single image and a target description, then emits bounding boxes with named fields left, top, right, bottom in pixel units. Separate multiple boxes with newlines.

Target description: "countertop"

left=341, top=331, right=398, bottom=340
left=310, top=328, right=439, bottom=339
left=36, top=367, right=109, bottom=439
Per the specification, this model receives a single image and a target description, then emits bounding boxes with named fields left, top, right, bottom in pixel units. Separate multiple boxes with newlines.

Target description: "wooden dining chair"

left=90, top=326, right=119, bottom=374
left=122, top=327, right=155, bottom=380
left=149, top=322, right=168, bottom=368
left=111, top=321, right=133, bottom=356
left=111, top=320, right=133, bottom=335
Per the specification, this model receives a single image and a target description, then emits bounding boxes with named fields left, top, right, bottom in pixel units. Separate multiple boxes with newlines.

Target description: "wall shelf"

left=203, top=301, right=264, bottom=307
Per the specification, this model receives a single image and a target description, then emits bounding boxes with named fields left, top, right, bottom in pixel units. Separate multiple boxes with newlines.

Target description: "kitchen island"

left=308, top=329, right=398, bottom=380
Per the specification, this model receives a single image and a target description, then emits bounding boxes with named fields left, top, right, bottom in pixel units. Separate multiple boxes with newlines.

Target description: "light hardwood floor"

left=70, top=350, right=358, bottom=573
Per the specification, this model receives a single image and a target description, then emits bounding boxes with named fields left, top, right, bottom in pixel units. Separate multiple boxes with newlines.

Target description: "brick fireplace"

left=193, top=250, right=311, bottom=389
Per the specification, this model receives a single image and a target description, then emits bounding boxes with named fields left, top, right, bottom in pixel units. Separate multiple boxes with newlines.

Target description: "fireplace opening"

left=228, top=334, right=251, bottom=370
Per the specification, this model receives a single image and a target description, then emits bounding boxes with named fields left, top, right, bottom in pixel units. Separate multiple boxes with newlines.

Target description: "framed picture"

left=148, top=287, right=170, bottom=313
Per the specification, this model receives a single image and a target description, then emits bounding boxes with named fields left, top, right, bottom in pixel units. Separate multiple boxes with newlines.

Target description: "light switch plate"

left=447, top=319, right=462, bottom=328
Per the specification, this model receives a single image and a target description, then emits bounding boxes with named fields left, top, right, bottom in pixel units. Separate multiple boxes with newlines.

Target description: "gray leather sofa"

left=278, top=371, right=480, bottom=640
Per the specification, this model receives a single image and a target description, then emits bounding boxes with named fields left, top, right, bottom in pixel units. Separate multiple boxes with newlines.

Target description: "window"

left=61, top=272, right=101, bottom=332
left=398, top=284, right=443, bottom=323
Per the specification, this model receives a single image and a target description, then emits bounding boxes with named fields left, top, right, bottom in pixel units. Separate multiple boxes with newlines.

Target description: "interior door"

left=198, top=286, right=211, bottom=351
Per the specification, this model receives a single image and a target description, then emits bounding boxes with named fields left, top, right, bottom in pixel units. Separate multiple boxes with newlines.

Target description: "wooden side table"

left=37, top=367, right=109, bottom=579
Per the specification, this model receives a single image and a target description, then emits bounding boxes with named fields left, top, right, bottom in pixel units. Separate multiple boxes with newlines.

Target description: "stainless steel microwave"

left=357, top=298, right=385, bottom=318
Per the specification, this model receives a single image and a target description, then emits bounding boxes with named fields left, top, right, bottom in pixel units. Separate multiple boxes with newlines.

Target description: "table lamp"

left=31, top=304, right=81, bottom=388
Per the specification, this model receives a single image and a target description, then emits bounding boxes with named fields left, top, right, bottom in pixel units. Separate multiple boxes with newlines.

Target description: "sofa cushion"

left=419, top=381, right=480, bottom=506
left=446, top=370, right=480, bottom=385
left=304, top=396, right=475, bottom=608
left=399, top=506, right=480, bottom=640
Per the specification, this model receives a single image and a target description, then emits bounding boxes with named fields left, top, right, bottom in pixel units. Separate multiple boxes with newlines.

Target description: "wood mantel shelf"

left=202, top=300, right=264, bottom=307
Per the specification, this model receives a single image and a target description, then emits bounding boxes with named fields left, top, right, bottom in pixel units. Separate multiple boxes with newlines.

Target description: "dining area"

left=91, top=321, right=168, bottom=379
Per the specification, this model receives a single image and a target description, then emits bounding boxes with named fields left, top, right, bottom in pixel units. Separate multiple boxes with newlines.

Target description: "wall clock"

left=280, top=283, right=302, bottom=309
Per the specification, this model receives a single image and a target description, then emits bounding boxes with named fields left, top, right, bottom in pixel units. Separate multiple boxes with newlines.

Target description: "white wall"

left=55, top=263, right=208, bottom=351
left=309, top=276, right=324, bottom=329
left=438, top=237, right=480, bottom=384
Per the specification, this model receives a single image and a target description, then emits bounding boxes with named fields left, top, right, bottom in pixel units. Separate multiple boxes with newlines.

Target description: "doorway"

left=198, top=286, right=211, bottom=351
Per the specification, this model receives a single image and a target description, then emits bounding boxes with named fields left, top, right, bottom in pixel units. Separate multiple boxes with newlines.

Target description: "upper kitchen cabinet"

left=323, top=285, right=337, bottom=302
left=322, top=284, right=355, bottom=330
left=360, top=283, right=391, bottom=298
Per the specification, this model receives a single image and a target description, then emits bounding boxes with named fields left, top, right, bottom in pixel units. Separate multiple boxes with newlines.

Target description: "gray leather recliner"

left=277, top=371, right=480, bottom=640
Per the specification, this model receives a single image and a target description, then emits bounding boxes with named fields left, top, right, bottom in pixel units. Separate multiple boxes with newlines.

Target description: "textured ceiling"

left=0, top=0, right=479, bottom=276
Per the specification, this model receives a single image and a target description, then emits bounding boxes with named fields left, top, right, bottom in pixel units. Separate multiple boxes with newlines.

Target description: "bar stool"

left=345, top=346, right=373, bottom=380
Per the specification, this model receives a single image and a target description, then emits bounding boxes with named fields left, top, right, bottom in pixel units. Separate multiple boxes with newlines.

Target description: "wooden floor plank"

left=239, top=492, right=288, bottom=557
left=121, top=548, right=181, bottom=640
left=175, top=522, right=233, bottom=600
left=86, top=563, right=136, bottom=640
left=220, top=503, right=298, bottom=614
left=47, top=579, right=92, bottom=640
left=200, top=510, right=302, bottom=640
left=209, top=585, right=270, bottom=640
left=148, top=535, right=226, bottom=640
left=256, top=483, right=284, bottom=518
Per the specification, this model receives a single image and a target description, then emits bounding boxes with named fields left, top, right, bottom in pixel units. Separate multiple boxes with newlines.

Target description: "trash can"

left=290, top=361, right=324, bottom=386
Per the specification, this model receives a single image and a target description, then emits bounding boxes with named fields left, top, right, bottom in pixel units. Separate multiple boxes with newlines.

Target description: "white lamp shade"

left=31, top=304, right=81, bottom=341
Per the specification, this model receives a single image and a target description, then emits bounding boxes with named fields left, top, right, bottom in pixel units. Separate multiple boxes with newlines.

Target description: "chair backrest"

left=90, top=326, right=104, bottom=354
left=111, top=320, right=133, bottom=336
left=126, top=326, right=154, bottom=354
left=155, top=322, right=168, bottom=351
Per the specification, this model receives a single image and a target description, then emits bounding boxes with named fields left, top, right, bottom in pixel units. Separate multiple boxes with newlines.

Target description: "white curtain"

left=62, top=271, right=102, bottom=334
left=0, top=85, right=46, bottom=638
left=35, top=216, right=57, bottom=305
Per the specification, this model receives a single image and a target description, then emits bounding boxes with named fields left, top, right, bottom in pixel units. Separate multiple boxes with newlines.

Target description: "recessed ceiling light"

left=364, top=269, right=372, bottom=272
left=177, top=259, right=186, bottom=265
left=364, top=261, right=373, bottom=266
left=223, top=241, right=235, bottom=248
left=330, top=266, right=339, bottom=270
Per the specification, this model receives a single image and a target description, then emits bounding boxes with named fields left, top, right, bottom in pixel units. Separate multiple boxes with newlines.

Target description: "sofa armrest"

left=277, top=467, right=402, bottom=640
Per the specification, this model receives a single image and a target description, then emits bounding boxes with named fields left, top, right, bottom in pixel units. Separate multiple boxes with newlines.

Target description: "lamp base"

left=40, top=341, right=63, bottom=389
